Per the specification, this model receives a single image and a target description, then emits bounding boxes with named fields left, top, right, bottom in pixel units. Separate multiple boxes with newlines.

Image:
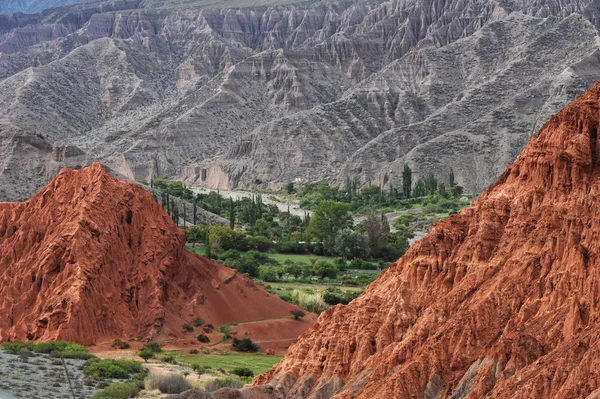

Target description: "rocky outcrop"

left=0, top=163, right=297, bottom=345
left=243, top=81, right=600, bottom=397
left=1, top=0, right=600, bottom=199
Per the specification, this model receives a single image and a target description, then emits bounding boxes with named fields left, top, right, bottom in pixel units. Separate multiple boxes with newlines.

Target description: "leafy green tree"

left=186, top=225, right=209, bottom=246
left=312, top=260, right=338, bottom=279
left=362, top=212, right=390, bottom=258
left=307, top=200, right=352, bottom=244
left=137, top=349, right=154, bottom=362
left=284, top=182, right=294, bottom=194
left=284, top=264, right=303, bottom=279
left=259, top=267, right=278, bottom=282
left=333, top=228, right=368, bottom=260
left=402, top=165, right=412, bottom=199
left=253, top=218, right=272, bottom=238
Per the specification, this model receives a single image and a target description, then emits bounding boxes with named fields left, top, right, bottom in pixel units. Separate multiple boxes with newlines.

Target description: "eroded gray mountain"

left=0, top=0, right=599, bottom=200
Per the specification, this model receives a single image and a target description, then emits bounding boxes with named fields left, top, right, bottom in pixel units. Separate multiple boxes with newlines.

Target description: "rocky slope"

left=1, top=0, right=600, bottom=199
left=0, top=0, right=83, bottom=15
left=229, top=81, right=600, bottom=398
left=0, top=163, right=297, bottom=345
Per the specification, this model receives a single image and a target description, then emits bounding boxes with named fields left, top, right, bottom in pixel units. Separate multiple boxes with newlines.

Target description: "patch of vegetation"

left=111, top=339, right=131, bottom=350
left=231, top=338, right=259, bottom=353
left=146, top=372, right=191, bottom=394
left=83, top=358, right=144, bottom=379
left=205, top=377, right=243, bottom=392
left=231, top=367, right=254, bottom=377
left=91, top=381, right=140, bottom=399
left=192, top=318, right=204, bottom=327
left=182, top=323, right=194, bottom=333
left=197, top=334, right=210, bottom=343
left=176, top=353, right=282, bottom=375
left=290, top=309, right=306, bottom=320
left=1, top=340, right=95, bottom=360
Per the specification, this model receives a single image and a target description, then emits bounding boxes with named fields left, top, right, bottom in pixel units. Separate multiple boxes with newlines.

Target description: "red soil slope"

left=0, top=163, right=298, bottom=345
left=250, top=83, right=600, bottom=398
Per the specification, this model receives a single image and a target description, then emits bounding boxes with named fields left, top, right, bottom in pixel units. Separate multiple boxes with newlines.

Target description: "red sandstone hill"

left=0, top=163, right=298, bottom=345
left=246, top=83, right=600, bottom=398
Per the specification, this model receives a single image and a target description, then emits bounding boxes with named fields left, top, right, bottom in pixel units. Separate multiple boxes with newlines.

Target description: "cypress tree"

left=402, top=165, right=412, bottom=199
left=193, top=199, right=197, bottom=225
left=229, top=198, right=235, bottom=230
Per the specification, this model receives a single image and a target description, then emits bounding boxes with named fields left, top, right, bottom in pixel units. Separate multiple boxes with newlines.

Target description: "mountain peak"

left=0, top=163, right=296, bottom=345
left=248, top=81, right=600, bottom=398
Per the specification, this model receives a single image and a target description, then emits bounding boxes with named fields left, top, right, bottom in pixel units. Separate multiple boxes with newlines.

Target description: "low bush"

left=231, top=367, right=254, bottom=377
left=156, top=354, right=177, bottom=364
left=1, top=341, right=95, bottom=359
left=140, top=342, right=162, bottom=353
left=189, top=349, right=199, bottom=354
left=182, top=324, right=194, bottom=333
left=192, top=318, right=204, bottom=327
left=111, top=339, right=131, bottom=350
left=91, top=381, right=139, bottom=399
left=197, top=334, right=210, bottom=343
left=231, top=338, right=259, bottom=353
left=1, top=341, right=34, bottom=355
left=83, top=359, right=144, bottom=379
left=290, top=309, right=306, bottom=320
left=137, top=349, right=154, bottom=362
left=205, top=377, right=243, bottom=392
left=146, top=372, right=191, bottom=394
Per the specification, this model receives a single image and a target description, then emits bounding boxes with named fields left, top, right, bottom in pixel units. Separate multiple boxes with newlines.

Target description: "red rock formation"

left=252, top=83, right=600, bottom=398
left=0, top=163, right=297, bottom=345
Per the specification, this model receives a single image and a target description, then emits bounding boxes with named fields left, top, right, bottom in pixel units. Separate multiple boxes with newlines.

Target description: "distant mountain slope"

left=0, top=0, right=599, bottom=200
left=0, top=0, right=83, bottom=15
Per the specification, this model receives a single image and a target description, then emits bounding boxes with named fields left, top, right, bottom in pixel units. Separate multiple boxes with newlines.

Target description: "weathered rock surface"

left=1, top=0, right=600, bottom=199
left=0, top=163, right=297, bottom=345
left=241, top=81, right=600, bottom=397
left=0, top=0, right=82, bottom=15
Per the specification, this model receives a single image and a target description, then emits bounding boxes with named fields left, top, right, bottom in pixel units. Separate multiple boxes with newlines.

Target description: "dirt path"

left=191, top=188, right=309, bottom=218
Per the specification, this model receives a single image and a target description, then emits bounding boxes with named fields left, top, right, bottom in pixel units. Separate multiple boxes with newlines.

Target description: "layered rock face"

left=0, top=0, right=83, bottom=15
left=0, top=163, right=296, bottom=345
left=246, top=82, right=600, bottom=398
left=1, top=0, right=600, bottom=199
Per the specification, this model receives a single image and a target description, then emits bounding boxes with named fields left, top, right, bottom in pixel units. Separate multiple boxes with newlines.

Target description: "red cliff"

left=252, top=83, right=600, bottom=398
left=0, top=163, right=296, bottom=345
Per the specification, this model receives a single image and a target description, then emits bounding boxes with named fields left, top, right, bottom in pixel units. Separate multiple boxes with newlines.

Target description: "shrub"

left=146, top=372, right=191, bottom=394
left=192, top=318, right=204, bottom=327
left=291, top=289, right=327, bottom=313
left=259, top=267, right=278, bottom=282
left=246, top=235, right=274, bottom=252
left=290, top=309, right=306, bottom=320
left=192, top=363, right=208, bottom=374
left=231, top=367, right=254, bottom=377
left=140, top=342, right=162, bottom=353
left=205, top=324, right=215, bottom=332
left=83, top=359, right=144, bottom=379
left=205, top=377, right=243, bottom=392
left=189, top=349, right=199, bottom=354
left=231, top=338, right=259, bottom=353
left=111, top=339, right=131, bottom=350
left=1, top=341, right=34, bottom=355
left=91, top=381, right=139, bottom=399
left=197, top=334, right=210, bottom=343
left=157, top=354, right=177, bottom=364
left=182, top=323, right=194, bottom=333
left=33, top=341, right=95, bottom=359
left=137, top=349, right=154, bottom=362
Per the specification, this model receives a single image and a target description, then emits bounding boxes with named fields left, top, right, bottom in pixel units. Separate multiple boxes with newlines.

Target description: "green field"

left=188, top=248, right=335, bottom=265
left=176, top=353, right=283, bottom=375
